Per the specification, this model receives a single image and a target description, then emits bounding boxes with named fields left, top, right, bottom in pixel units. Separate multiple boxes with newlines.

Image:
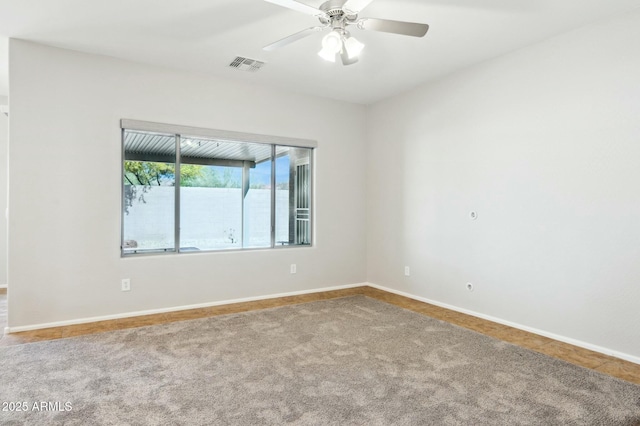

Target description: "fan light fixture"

left=318, top=31, right=342, bottom=62
left=318, top=30, right=364, bottom=63
left=343, top=35, right=364, bottom=59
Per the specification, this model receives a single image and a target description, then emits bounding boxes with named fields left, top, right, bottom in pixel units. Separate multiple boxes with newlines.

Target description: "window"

left=121, top=120, right=315, bottom=255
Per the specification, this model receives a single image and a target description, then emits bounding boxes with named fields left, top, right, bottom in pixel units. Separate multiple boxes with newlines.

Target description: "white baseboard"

left=9, top=281, right=638, bottom=366
left=5, top=282, right=367, bottom=334
left=366, top=282, right=640, bottom=366
left=0, top=284, right=7, bottom=289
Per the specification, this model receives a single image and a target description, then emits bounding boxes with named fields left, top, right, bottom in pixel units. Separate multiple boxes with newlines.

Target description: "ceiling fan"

left=263, top=0, right=429, bottom=65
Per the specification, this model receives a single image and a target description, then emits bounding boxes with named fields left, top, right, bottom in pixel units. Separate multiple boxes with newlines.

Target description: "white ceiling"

left=0, top=0, right=639, bottom=104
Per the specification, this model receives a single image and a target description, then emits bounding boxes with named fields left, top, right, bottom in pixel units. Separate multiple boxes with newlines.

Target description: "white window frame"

left=120, top=119, right=316, bottom=256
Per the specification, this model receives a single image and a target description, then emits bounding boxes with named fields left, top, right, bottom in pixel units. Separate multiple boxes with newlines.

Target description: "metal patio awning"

left=123, top=130, right=290, bottom=167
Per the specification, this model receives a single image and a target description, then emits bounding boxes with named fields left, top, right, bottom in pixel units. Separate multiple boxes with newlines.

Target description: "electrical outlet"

left=290, top=264, right=297, bottom=274
left=466, top=282, right=474, bottom=292
left=121, top=278, right=131, bottom=292
left=404, top=266, right=411, bottom=277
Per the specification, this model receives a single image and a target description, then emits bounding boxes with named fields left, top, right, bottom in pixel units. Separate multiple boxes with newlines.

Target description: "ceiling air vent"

left=229, top=56, right=265, bottom=72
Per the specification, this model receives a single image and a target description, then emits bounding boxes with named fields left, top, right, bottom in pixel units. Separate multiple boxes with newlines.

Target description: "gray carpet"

left=1, top=296, right=639, bottom=425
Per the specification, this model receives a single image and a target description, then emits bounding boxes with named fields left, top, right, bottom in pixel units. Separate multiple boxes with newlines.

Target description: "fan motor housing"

left=319, top=0, right=357, bottom=24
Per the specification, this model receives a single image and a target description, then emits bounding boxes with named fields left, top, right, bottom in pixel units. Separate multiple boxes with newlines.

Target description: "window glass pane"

left=122, top=127, right=313, bottom=255
left=244, top=157, right=273, bottom=248
left=275, top=153, right=290, bottom=245
left=122, top=130, right=176, bottom=253
left=275, top=146, right=312, bottom=246
left=179, top=138, right=243, bottom=251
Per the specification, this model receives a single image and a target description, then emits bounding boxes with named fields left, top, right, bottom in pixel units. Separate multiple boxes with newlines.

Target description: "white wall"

left=8, top=39, right=367, bottom=328
left=0, top=95, right=7, bottom=287
left=367, top=10, right=640, bottom=360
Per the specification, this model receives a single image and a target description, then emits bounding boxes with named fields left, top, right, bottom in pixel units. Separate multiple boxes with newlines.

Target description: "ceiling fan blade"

left=357, top=18, right=429, bottom=37
left=342, top=0, right=374, bottom=14
left=264, top=0, right=328, bottom=19
left=263, top=26, right=325, bottom=51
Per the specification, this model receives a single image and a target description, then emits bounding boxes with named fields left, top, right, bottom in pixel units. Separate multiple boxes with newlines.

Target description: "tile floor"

left=0, top=288, right=6, bottom=337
